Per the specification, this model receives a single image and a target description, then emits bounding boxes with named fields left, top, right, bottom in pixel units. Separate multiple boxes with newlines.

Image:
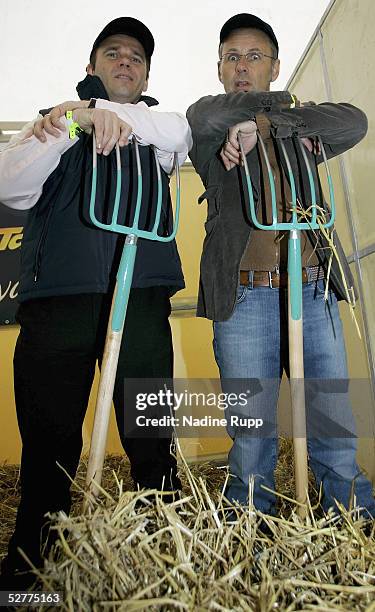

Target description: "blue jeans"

left=213, top=279, right=375, bottom=515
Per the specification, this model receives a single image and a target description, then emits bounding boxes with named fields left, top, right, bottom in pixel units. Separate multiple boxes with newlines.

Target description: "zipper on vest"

left=33, top=205, right=54, bottom=281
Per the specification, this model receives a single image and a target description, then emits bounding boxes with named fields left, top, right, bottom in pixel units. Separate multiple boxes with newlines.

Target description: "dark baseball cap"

left=90, top=17, right=155, bottom=63
left=220, top=13, right=279, bottom=57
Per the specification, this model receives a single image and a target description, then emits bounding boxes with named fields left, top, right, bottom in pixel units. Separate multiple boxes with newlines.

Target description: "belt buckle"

left=268, top=271, right=273, bottom=289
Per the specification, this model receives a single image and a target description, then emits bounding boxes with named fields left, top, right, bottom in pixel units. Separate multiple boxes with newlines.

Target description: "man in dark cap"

left=187, top=14, right=374, bottom=518
left=0, top=17, right=191, bottom=589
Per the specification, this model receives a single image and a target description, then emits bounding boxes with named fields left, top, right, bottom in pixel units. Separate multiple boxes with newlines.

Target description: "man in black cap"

left=0, top=17, right=191, bottom=589
left=187, top=14, right=374, bottom=517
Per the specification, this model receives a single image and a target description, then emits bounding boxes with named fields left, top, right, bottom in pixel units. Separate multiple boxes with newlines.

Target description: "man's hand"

left=220, top=120, right=257, bottom=171
left=32, top=100, right=132, bottom=155
left=33, top=100, right=90, bottom=140
left=72, top=108, right=132, bottom=155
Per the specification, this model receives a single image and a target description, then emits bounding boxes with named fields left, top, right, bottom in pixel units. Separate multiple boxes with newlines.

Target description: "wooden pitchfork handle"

left=84, top=235, right=137, bottom=508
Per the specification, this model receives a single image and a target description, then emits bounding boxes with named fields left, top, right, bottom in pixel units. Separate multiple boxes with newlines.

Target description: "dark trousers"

left=4, top=287, right=180, bottom=575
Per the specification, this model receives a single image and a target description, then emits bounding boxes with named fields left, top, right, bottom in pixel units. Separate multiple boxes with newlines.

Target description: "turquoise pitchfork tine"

left=239, top=132, right=335, bottom=517
left=85, top=134, right=181, bottom=500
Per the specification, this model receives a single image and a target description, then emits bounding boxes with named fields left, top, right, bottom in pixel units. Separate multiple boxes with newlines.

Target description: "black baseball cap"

left=90, top=17, right=155, bottom=63
left=220, top=13, right=279, bottom=57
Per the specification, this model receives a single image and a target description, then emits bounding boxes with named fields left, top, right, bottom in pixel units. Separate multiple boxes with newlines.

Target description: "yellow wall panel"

left=0, top=327, right=20, bottom=463
left=288, top=0, right=375, bottom=480
left=361, top=254, right=375, bottom=366
left=318, top=0, right=375, bottom=249
left=339, top=270, right=370, bottom=380
left=288, top=38, right=326, bottom=104
left=171, top=166, right=205, bottom=301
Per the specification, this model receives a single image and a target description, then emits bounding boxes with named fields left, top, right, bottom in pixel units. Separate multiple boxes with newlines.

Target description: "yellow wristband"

left=290, top=94, right=297, bottom=109
left=66, top=111, right=82, bottom=139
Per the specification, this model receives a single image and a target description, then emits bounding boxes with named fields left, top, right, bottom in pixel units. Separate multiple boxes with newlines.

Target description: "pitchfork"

left=239, top=132, right=335, bottom=516
left=85, top=134, right=180, bottom=499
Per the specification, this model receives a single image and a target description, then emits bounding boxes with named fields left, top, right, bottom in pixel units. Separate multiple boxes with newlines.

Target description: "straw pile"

left=1, top=440, right=374, bottom=611
left=0, top=463, right=20, bottom=563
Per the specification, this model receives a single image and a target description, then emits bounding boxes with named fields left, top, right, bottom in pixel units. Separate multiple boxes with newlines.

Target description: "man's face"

left=218, top=28, right=280, bottom=93
left=87, top=34, right=149, bottom=103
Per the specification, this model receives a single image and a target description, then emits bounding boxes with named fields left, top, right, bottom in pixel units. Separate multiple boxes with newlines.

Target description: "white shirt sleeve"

left=95, top=99, right=192, bottom=173
left=0, top=116, right=76, bottom=210
left=0, top=101, right=192, bottom=211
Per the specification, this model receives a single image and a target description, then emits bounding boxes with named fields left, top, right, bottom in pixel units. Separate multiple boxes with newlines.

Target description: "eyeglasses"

left=220, top=51, right=276, bottom=64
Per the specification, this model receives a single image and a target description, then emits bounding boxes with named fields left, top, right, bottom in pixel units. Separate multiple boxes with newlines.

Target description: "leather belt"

left=240, top=265, right=324, bottom=288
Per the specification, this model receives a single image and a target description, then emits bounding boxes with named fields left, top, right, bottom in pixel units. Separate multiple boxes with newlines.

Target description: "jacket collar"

left=76, top=74, right=159, bottom=107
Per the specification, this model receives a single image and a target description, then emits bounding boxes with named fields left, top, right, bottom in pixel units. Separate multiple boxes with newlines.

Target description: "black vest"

left=18, top=76, right=184, bottom=302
